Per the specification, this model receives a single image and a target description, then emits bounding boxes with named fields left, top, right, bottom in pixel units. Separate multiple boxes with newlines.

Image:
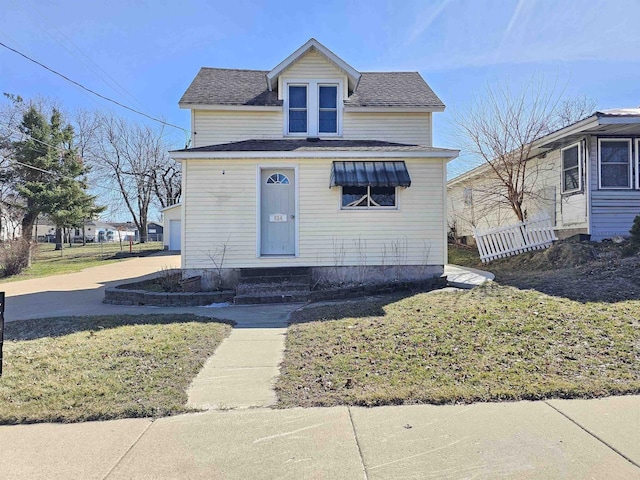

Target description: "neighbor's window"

left=561, top=143, right=582, bottom=193
left=463, top=187, right=473, bottom=206
left=342, top=186, right=396, bottom=208
left=288, top=85, right=307, bottom=133
left=318, top=85, right=338, bottom=134
left=599, top=139, right=632, bottom=188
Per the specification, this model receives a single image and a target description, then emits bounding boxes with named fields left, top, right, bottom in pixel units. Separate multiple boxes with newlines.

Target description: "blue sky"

left=2, top=0, right=640, bottom=180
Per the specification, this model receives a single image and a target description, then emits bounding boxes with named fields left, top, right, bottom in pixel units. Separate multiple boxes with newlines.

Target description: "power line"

left=0, top=40, right=189, bottom=134
left=10, top=0, right=155, bottom=116
left=0, top=124, right=127, bottom=196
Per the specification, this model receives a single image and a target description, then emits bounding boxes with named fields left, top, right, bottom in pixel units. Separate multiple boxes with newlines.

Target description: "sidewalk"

left=0, top=396, right=638, bottom=479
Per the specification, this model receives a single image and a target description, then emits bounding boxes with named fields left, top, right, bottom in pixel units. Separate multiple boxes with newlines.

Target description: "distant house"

left=147, top=222, right=164, bottom=242
left=109, top=222, right=138, bottom=242
left=448, top=109, right=640, bottom=243
left=0, top=208, right=21, bottom=241
left=33, top=219, right=119, bottom=243
left=170, top=38, right=458, bottom=288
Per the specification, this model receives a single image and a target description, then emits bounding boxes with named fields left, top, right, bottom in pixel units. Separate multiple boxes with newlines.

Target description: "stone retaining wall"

left=104, top=287, right=234, bottom=307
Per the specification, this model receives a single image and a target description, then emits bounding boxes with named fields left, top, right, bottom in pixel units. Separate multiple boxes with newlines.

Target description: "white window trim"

left=598, top=138, right=633, bottom=190
left=317, top=83, right=340, bottom=137
left=339, top=186, right=399, bottom=211
left=285, top=84, right=308, bottom=137
left=283, top=78, right=343, bottom=137
left=561, top=142, right=583, bottom=194
left=636, top=139, right=640, bottom=190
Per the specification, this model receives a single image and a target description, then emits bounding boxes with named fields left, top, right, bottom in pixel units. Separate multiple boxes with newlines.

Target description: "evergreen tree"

left=10, top=104, right=103, bottom=258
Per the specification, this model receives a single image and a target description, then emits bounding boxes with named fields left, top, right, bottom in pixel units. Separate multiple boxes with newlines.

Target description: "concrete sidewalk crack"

left=348, top=406, right=370, bottom=480
left=102, top=419, right=154, bottom=480
left=544, top=401, right=640, bottom=470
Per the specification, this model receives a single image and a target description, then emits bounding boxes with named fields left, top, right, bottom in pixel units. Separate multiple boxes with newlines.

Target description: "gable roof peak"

left=266, top=38, right=361, bottom=91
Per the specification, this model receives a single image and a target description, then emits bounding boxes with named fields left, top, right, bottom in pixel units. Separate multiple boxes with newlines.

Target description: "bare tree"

left=454, top=79, right=597, bottom=222
left=152, top=158, right=181, bottom=209
left=88, top=113, right=180, bottom=243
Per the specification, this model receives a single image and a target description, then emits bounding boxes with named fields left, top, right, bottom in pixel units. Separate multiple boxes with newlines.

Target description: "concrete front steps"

left=233, top=267, right=311, bottom=305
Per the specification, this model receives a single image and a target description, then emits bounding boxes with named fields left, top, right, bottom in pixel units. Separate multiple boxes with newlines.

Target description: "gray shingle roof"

left=179, top=70, right=444, bottom=109
left=179, top=68, right=281, bottom=106
left=345, top=72, right=443, bottom=108
left=173, top=139, right=457, bottom=153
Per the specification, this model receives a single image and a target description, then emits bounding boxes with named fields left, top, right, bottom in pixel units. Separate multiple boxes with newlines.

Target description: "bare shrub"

left=0, top=240, right=32, bottom=277
left=156, top=266, right=182, bottom=292
left=204, top=235, right=231, bottom=290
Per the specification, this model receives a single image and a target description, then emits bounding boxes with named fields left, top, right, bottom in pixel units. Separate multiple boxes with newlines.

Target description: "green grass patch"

left=447, top=243, right=482, bottom=268
left=0, top=314, right=231, bottom=424
left=0, top=242, right=165, bottom=283
left=276, top=284, right=640, bottom=407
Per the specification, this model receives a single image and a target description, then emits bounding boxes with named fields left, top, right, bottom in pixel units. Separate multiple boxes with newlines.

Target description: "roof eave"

left=266, top=38, right=361, bottom=91
left=171, top=149, right=459, bottom=161
left=160, top=202, right=182, bottom=212
left=345, top=105, right=445, bottom=113
left=179, top=103, right=282, bottom=111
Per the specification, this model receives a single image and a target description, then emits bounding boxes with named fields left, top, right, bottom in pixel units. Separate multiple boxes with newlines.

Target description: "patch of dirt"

left=490, top=241, right=640, bottom=303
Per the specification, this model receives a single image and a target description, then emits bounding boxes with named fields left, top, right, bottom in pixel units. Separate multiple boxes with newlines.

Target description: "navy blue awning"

left=330, top=161, right=411, bottom=188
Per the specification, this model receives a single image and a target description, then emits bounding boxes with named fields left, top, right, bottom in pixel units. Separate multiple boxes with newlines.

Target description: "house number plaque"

left=269, top=214, right=287, bottom=222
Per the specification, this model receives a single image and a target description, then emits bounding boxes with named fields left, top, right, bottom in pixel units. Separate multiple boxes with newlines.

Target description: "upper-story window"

left=561, top=143, right=582, bottom=194
left=318, top=85, right=337, bottom=134
left=285, top=81, right=341, bottom=136
left=598, top=139, right=632, bottom=189
left=288, top=86, right=307, bottom=133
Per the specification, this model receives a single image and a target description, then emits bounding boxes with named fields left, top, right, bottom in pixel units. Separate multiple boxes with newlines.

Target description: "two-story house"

left=171, top=38, right=458, bottom=289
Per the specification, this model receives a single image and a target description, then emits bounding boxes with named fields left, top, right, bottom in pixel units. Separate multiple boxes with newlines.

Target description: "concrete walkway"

left=2, top=252, right=181, bottom=322
left=1, top=396, right=638, bottom=479
left=445, top=263, right=494, bottom=288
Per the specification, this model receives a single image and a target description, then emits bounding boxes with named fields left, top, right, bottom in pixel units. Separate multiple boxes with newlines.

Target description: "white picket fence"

left=473, top=214, right=558, bottom=263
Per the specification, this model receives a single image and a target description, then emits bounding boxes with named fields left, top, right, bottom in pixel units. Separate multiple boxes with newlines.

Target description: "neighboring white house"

left=171, top=38, right=458, bottom=288
left=0, top=209, right=21, bottom=241
left=448, top=109, right=640, bottom=243
left=161, top=203, right=181, bottom=251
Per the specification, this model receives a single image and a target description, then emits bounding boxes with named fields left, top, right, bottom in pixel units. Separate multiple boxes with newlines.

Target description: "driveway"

left=2, top=252, right=180, bottom=322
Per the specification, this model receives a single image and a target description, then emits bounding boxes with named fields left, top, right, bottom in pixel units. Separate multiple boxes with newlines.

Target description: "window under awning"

left=330, top=161, right=411, bottom=188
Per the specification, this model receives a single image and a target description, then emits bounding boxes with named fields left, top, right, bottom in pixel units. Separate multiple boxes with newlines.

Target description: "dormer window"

left=319, top=85, right=337, bottom=133
left=284, top=81, right=342, bottom=136
left=288, top=85, right=307, bottom=133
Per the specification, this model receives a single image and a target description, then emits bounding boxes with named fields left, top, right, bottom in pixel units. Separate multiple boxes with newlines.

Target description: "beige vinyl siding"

left=183, top=157, right=447, bottom=269
left=193, top=110, right=283, bottom=146
left=343, top=112, right=432, bottom=146
left=278, top=50, right=348, bottom=99
left=447, top=146, right=589, bottom=238
left=194, top=109, right=433, bottom=146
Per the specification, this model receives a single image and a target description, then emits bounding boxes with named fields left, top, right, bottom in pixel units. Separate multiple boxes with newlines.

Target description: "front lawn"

left=0, top=241, right=165, bottom=283
left=0, top=315, right=231, bottom=424
left=276, top=284, right=640, bottom=407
